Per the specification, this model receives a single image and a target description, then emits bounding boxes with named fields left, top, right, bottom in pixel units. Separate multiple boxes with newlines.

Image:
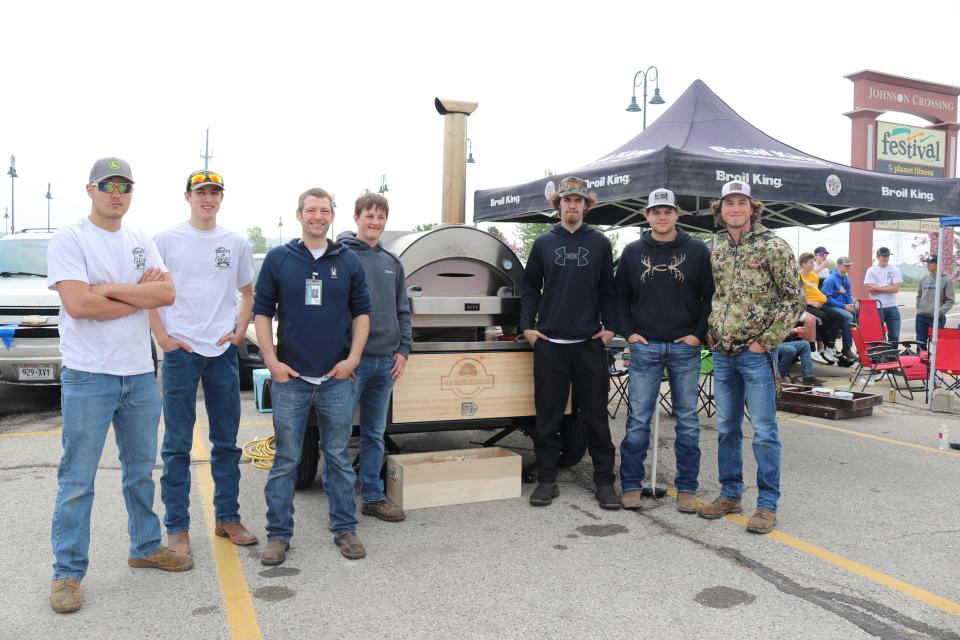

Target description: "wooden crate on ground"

left=385, top=447, right=521, bottom=510
left=777, top=385, right=883, bottom=419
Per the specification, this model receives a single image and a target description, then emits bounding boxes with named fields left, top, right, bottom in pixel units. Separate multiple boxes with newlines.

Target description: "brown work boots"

left=361, top=500, right=406, bottom=522
left=696, top=496, right=742, bottom=519
left=746, top=509, right=777, bottom=534
left=127, top=545, right=194, bottom=571
left=49, top=578, right=82, bottom=613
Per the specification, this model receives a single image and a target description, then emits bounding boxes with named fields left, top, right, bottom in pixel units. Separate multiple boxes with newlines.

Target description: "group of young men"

left=46, top=159, right=410, bottom=613
left=521, top=177, right=804, bottom=537
left=45, top=157, right=952, bottom=615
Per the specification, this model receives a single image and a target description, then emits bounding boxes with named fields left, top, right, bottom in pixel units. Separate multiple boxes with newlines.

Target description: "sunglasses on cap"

left=189, top=172, right=224, bottom=186
left=95, top=181, right=133, bottom=194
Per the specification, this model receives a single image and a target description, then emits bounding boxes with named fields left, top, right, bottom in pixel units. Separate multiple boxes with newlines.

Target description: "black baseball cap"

left=925, top=254, right=938, bottom=263
left=876, top=247, right=892, bottom=257
left=814, top=246, right=828, bottom=256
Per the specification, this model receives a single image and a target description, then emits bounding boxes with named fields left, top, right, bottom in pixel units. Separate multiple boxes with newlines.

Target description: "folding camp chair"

left=658, top=349, right=715, bottom=416
left=849, top=326, right=928, bottom=400
left=929, top=328, right=960, bottom=398
left=607, top=349, right=630, bottom=418
left=857, top=298, right=923, bottom=356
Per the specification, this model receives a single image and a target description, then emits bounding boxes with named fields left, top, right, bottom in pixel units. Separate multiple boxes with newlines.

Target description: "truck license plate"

left=17, top=364, right=54, bottom=381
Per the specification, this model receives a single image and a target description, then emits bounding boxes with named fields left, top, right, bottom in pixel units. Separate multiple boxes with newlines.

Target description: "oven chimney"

left=435, top=98, right=478, bottom=225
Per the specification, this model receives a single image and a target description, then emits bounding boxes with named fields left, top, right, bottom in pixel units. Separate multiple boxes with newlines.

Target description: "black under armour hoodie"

left=615, top=228, right=714, bottom=343
left=520, top=223, right=616, bottom=340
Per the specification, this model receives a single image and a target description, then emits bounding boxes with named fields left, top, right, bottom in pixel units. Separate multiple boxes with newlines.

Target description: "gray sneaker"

left=811, top=350, right=829, bottom=365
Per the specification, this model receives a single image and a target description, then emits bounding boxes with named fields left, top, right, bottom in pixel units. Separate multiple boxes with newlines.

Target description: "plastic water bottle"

left=938, top=425, right=949, bottom=450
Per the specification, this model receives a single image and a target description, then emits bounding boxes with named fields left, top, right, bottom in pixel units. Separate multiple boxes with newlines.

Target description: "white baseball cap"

left=645, top=188, right=678, bottom=211
left=720, top=180, right=751, bottom=199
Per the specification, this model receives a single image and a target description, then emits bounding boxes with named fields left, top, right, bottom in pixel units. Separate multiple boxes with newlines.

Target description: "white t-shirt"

left=301, top=243, right=329, bottom=385
left=47, top=217, right=166, bottom=375
left=864, top=264, right=903, bottom=308
left=154, top=222, right=255, bottom=357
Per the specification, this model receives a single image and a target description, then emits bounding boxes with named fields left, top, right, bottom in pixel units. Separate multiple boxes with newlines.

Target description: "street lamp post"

left=625, top=66, right=666, bottom=130
left=45, top=182, right=52, bottom=231
left=466, top=138, right=476, bottom=164
left=278, top=216, right=283, bottom=245
left=7, top=156, right=17, bottom=234
left=378, top=174, right=389, bottom=195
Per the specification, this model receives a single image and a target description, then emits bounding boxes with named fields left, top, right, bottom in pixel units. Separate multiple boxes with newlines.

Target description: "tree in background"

left=247, top=226, right=268, bottom=253
left=412, top=223, right=436, bottom=232
left=485, top=225, right=523, bottom=257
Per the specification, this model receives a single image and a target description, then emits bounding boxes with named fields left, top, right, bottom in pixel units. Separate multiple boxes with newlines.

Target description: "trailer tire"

left=556, top=411, right=588, bottom=468
left=295, top=419, right=320, bottom=490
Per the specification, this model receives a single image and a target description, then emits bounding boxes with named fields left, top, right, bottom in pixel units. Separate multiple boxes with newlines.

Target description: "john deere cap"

left=89, top=157, right=134, bottom=184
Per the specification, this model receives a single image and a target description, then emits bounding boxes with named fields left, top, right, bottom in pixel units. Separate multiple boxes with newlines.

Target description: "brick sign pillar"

left=844, top=71, right=960, bottom=296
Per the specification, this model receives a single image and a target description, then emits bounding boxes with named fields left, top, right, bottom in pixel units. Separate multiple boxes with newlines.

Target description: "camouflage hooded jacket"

left=708, top=222, right=805, bottom=355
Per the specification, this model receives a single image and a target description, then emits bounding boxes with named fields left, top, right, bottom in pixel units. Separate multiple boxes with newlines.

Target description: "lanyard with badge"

left=305, top=271, right=322, bottom=306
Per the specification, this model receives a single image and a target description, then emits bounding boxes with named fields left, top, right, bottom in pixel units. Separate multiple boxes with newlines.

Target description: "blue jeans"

left=827, top=306, right=854, bottom=350
left=774, top=341, right=813, bottom=380
left=265, top=376, right=356, bottom=539
left=160, top=345, right=242, bottom=533
left=350, top=355, right=395, bottom=503
left=52, top=369, right=163, bottom=580
left=620, top=341, right=701, bottom=494
left=711, top=350, right=781, bottom=512
left=915, top=313, right=946, bottom=349
left=879, top=305, right=901, bottom=343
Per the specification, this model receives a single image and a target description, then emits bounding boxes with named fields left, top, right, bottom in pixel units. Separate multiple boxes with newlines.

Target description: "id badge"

left=305, top=279, right=322, bottom=306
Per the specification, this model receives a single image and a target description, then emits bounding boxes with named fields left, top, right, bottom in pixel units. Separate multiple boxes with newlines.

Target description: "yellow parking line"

left=780, top=414, right=960, bottom=458
left=192, top=422, right=263, bottom=640
left=666, top=488, right=960, bottom=616
left=0, top=429, right=61, bottom=437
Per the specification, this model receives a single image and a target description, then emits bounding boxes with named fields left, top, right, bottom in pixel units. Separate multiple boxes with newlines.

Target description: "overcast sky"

left=2, top=0, right=957, bottom=263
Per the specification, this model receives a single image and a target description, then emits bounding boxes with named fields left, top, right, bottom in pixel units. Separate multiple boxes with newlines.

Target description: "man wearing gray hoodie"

left=336, top=193, right=412, bottom=522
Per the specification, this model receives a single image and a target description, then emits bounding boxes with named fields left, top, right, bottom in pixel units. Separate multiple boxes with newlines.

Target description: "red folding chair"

left=849, top=326, right=928, bottom=400
left=930, top=328, right=960, bottom=398
left=857, top=298, right=923, bottom=356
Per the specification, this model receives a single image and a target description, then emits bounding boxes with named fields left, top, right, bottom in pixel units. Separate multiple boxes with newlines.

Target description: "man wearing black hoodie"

left=615, top=188, right=714, bottom=512
left=521, top=176, right=619, bottom=509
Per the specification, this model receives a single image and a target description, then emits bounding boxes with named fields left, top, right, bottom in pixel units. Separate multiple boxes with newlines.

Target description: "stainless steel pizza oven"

left=382, top=225, right=524, bottom=342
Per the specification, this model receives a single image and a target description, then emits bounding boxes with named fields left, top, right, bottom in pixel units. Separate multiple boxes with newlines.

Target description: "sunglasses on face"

left=95, top=182, right=133, bottom=194
left=189, top=172, right=224, bottom=186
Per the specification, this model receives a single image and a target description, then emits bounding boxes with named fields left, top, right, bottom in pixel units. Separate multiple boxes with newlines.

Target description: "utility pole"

left=45, top=182, right=52, bottom=231
left=7, top=155, right=17, bottom=234
left=200, top=128, right=213, bottom=170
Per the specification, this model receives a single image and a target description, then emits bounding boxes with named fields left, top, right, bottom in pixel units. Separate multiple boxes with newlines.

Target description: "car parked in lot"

left=0, top=230, right=61, bottom=385
left=237, top=253, right=267, bottom=389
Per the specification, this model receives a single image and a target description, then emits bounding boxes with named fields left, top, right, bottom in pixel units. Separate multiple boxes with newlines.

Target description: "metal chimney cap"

left=435, top=98, right=479, bottom=116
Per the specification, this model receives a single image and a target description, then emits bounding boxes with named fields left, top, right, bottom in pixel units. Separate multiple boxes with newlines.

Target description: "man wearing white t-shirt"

left=46, top=158, right=192, bottom=615
left=150, top=170, right=257, bottom=557
left=864, top=246, right=903, bottom=343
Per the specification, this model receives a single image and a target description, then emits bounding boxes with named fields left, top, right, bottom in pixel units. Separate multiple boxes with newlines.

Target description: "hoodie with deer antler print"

left=615, top=228, right=714, bottom=343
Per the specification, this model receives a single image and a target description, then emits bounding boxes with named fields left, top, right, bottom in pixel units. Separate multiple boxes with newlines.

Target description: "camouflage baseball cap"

left=546, top=176, right=598, bottom=209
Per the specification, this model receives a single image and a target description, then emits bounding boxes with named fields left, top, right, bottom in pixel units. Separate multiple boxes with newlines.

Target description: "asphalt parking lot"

left=2, top=292, right=959, bottom=639
left=2, top=364, right=959, bottom=640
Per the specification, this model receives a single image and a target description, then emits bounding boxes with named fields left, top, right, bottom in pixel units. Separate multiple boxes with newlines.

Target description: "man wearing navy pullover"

left=821, top=256, right=857, bottom=362
left=615, top=188, right=713, bottom=512
left=521, top=176, right=619, bottom=509
left=254, top=188, right=371, bottom=565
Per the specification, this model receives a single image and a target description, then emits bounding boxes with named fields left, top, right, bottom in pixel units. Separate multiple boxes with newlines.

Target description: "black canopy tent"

left=474, top=80, right=960, bottom=232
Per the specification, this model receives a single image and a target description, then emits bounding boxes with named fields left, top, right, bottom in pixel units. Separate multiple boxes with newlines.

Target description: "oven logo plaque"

left=441, top=358, right=494, bottom=398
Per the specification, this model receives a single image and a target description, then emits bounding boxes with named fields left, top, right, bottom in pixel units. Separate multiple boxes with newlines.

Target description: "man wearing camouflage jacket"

left=697, top=180, right=804, bottom=534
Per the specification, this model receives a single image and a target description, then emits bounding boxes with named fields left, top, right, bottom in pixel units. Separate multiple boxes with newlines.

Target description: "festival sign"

left=875, top=121, right=946, bottom=178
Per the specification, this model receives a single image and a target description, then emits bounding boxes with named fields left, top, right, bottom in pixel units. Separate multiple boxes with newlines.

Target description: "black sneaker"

left=594, top=484, right=622, bottom=510
left=529, top=482, right=559, bottom=506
